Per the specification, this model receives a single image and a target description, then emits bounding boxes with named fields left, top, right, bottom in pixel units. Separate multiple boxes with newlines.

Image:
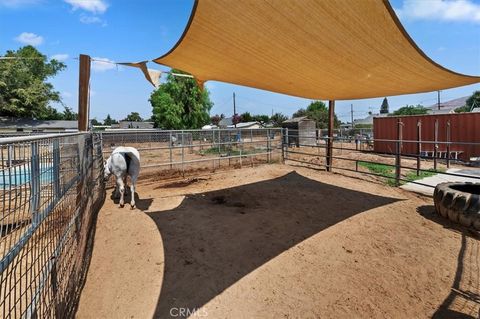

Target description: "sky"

left=0, top=0, right=479, bottom=123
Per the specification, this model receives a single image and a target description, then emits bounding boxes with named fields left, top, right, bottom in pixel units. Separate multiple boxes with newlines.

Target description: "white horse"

left=104, top=147, right=140, bottom=208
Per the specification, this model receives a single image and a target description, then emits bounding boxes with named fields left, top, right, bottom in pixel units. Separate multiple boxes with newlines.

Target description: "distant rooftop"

left=282, top=116, right=314, bottom=123
left=0, top=117, right=78, bottom=130
left=218, top=117, right=233, bottom=127
left=227, top=121, right=263, bottom=128
left=426, top=96, right=468, bottom=114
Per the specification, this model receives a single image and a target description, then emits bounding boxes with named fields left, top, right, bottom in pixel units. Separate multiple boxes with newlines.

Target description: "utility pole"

left=233, top=92, right=236, bottom=128
left=351, top=104, right=354, bottom=129
left=437, top=90, right=441, bottom=110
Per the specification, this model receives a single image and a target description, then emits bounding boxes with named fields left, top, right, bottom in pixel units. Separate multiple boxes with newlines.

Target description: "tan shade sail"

left=154, top=0, right=479, bottom=100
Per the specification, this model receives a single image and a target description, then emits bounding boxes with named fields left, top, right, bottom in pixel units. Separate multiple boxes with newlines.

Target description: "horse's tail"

left=124, top=153, right=131, bottom=173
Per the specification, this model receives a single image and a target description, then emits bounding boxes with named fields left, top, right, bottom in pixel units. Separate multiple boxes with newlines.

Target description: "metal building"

left=282, top=117, right=316, bottom=146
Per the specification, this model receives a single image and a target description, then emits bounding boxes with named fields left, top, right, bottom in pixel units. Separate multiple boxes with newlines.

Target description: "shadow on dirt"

left=109, top=190, right=153, bottom=211
left=146, top=171, right=401, bottom=318
left=417, top=205, right=480, bottom=319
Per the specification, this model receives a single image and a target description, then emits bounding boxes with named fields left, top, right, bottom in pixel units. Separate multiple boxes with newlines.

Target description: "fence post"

left=169, top=131, right=173, bottom=169
left=7, top=145, right=12, bottom=168
left=30, top=141, right=40, bottom=225
left=446, top=120, right=451, bottom=168
left=267, top=129, right=271, bottom=163
left=326, top=100, right=335, bottom=172
left=285, top=128, right=289, bottom=161
left=416, top=120, right=421, bottom=176
left=239, top=130, right=243, bottom=168
left=53, top=139, right=61, bottom=201
left=395, top=119, right=403, bottom=186
left=181, top=131, right=185, bottom=177
left=434, top=119, right=438, bottom=171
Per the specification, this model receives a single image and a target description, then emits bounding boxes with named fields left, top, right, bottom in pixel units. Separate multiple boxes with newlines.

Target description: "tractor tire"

left=433, top=182, right=480, bottom=231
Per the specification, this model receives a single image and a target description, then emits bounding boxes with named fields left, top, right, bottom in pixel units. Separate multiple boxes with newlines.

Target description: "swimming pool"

left=0, top=164, right=54, bottom=188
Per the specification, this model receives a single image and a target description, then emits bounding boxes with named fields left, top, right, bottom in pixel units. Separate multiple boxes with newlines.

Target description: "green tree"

left=104, top=114, right=118, bottom=125
left=292, top=108, right=307, bottom=118
left=123, top=112, right=143, bottom=122
left=392, top=104, right=428, bottom=116
left=0, top=46, right=66, bottom=119
left=270, top=112, right=288, bottom=127
left=252, top=114, right=269, bottom=124
left=90, top=118, right=102, bottom=126
left=380, top=97, right=389, bottom=114
left=150, top=69, right=213, bottom=129
left=240, top=112, right=253, bottom=122
left=454, top=105, right=471, bottom=113
left=61, top=106, right=78, bottom=120
left=465, top=90, right=480, bottom=111
left=293, top=101, right=340, bottom=129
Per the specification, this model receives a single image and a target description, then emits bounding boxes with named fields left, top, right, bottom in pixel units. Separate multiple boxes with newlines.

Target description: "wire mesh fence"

left=100, top=129, right=283, bottom=177
left=0, top=133, right=105, bottom=318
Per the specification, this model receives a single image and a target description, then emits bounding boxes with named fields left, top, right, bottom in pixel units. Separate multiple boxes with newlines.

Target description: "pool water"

left=0, top=164, right=54, bottom=188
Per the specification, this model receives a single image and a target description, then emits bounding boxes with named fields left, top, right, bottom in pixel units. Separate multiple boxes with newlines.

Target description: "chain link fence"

left=0, top=133, right=105, bottom=318
left=100, top=129, right=283, bottom=177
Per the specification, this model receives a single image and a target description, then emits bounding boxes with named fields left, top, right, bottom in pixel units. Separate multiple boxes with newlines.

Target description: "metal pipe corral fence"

left=0, top=126, right=479, bottom=318
left=0, top=133, right=105, bottom=318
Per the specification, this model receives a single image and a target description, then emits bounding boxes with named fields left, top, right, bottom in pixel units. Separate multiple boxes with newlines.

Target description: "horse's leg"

left=123, top=175, right=128, bottom=195
left=130, top=173, right=137, bottom=209
left=117, top=176, right=125, bottom=208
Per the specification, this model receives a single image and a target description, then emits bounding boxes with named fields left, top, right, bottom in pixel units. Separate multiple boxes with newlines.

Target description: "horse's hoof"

left=119, top=203, right=124, bottom=208
left=130, top=205, right=136, bottom=210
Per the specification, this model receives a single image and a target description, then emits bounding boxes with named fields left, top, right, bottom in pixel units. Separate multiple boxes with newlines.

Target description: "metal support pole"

left=169, top=131, right=173, bottom=169
left=416, top=120, right=421, bottom=176
left=212, top=130, right=215, bottom=170
left=30, top=142, right=40, bottom=225
left=285, top=128, right=289, bottom=161
left=53, top=139, right=61, bottom=201
left=395, top=119, right=403, bottom=186
left=181, top=131, right=185, bottom=177
left=267, top=129, right=271, bottom=163
left=446, top=120, right=451, bottom=168
left=434, top=119, right=438, bottom=171
left=326, top=100, right=335, bottom=172
left=78, top=54, right=91, bottom=131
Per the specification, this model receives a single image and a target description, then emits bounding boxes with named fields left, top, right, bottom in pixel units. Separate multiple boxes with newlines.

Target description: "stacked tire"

left=433, top=182, right=480, bottom=230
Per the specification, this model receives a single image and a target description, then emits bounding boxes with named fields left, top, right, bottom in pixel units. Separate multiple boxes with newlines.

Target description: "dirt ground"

left=76, top=164, right=479, bottom=319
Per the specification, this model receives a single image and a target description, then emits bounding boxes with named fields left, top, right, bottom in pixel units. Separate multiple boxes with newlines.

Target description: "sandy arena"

left=76, top=164, right=479, bottom=319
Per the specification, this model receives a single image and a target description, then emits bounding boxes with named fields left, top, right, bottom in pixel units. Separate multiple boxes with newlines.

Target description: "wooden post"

left=434, top=119, right=438, bottom=171
left=326, top=100, right=335, bottom=172
left=446, top=120, right=451, bottom=168
left=78, top=54, right=91, bottom=131
left=416, top=120, right=421, bottom=176
left=395, top=119, right=402, bottom=186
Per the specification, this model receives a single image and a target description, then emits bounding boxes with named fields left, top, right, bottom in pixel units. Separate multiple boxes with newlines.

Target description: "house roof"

left=218, top=117, right=233, bottom=126
left=0, top=117, right=78, bottom=129
left=227, top=121, right=263, bottom=128
left=282, top=116, right=314, bottom=123
left=426, top=96, right=469, bottom=114
left=354, top=113, right=388, bottom=126
left=154, top=0, right=478, bottom=100
left=119, top=121, right=154, bottom=129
